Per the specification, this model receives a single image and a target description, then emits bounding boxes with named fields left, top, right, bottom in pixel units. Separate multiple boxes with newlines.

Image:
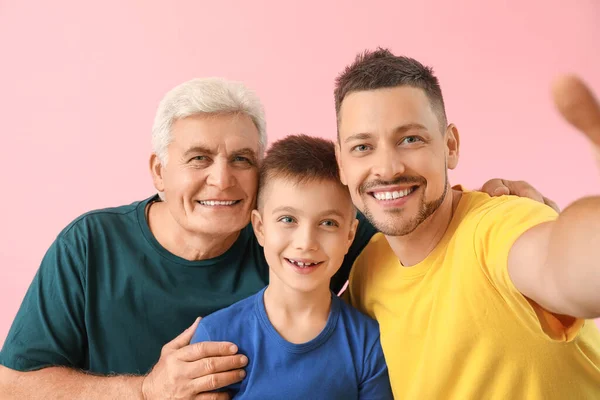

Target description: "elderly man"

left=0, top=77, right=553, bottom=399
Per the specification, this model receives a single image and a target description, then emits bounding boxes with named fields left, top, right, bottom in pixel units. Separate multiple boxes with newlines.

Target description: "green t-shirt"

left=0, top=195, right=376, bottom=375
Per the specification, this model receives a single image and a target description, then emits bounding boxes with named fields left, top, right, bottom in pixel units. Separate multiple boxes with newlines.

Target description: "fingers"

left=543, top=196, right=560, bottom=213
left=178, top=341, right=239, bottom=362
left=164, top=317, right=202, bottom=351
left=194, top=391, right=232, bottom=400
left=503, top=180, right=545, bottom=203
left=481, top=178, right=510, bottom=197
left=184, top=355, right=248, bottom=379
left=191, top=369, right=246, bottom=393
left=553, top=75, right=600, bottom=146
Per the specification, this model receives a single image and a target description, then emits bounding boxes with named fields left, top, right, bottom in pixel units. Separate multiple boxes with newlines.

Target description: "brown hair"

left=334, top=47, right=447, bottom=130
left=257, top=134, right=348, bottom=208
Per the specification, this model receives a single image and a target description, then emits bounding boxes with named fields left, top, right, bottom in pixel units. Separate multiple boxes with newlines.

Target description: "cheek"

left=344, top=163, right=369, bottom=193
left=238, top=170, right=259, bottom=196
left=264, top=225, right=288, bottom=251
left=166, top=169, right=204, bottom=193
left=413, top=149, right=444, bottom=176
left=416, top=150, right=447, bottom=194
left=323, top=234, right=351, bottom=259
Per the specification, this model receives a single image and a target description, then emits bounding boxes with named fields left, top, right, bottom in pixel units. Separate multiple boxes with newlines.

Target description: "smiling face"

left=252, top=178, right=357, bottom=294
left=151, top=112, right=260, bottom=237
left=337, top=86, right=459, bottom=236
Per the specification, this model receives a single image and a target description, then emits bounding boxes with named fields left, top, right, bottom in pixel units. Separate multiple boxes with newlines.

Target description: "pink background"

left=1, top=0, right=599, bottom=346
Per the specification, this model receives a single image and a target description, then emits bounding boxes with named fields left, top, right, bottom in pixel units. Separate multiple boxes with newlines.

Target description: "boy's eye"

left=277, top=216, right=296, bottom=224
left=320, top=220, right=339, bottom=227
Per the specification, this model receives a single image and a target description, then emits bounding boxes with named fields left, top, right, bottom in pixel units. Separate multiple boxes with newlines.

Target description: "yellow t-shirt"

left=347, top=191, right=600, bottom=399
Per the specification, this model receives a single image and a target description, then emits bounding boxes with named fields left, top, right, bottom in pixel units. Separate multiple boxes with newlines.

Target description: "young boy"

left=190, top=134, right=393, bottom=399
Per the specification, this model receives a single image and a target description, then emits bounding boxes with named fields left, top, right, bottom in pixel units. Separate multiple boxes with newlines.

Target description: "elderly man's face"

left=155, top=113, right=260, bottom=237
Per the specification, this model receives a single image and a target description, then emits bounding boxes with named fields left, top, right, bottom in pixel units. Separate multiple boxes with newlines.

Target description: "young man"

left=190, top=135, right=393, bottom=399
left=336, top=48, right=600, bottom=399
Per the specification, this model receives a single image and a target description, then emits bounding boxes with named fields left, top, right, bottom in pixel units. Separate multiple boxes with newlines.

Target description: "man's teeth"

left=199, top=200, right=238, bottom=206
left=373, top=187, right=415, bottom=201
left=287, top=259, right=320, bottom=267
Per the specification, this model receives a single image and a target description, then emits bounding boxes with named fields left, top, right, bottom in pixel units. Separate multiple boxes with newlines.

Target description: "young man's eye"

left=277, top=216, right=295, bottom=224
left=401, top=136, right=423, bottom=144
left=351, top=144, right=371, bottom=153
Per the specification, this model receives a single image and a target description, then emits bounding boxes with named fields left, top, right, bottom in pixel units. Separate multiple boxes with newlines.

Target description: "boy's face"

left=252, top=178, right=358, bottom=294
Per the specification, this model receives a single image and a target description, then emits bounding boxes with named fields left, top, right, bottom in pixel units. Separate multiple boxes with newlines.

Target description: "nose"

left=206, top=159, right=236, bottom=190
left=293, top=224, right=319, bottom=252
left=371, top=144, right=405, bottom=180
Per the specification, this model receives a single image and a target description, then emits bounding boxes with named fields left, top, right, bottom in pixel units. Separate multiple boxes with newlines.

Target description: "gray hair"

left=151, top=77, right=267, bottom=165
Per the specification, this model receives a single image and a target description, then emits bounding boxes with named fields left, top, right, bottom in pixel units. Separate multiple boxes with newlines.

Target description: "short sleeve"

left=190, top=323, right=211, bottom=344
left=331, top=212, right=377, bottom=294
left=473, top=197, right=581, bottom=340
left=0, top=236, right=87, bottom=371
left=359, top=336, right=393, bottom=399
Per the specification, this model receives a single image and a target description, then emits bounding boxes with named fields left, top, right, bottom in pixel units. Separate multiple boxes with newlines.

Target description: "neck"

left=386, top=188, right=462, bottom=266
left=263, top=274, right=332, bottom=344
left=148, top=201, right=240, bottom=260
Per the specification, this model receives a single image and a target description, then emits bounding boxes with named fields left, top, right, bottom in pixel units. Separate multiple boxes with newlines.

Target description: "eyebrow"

left=271, top=206, right=346, bottom=219
left=344, top=123, right=428, bottom=143
left=183, top=146, right=258, bottom=160
left=232, top=148, right=259, bottom=161
left=183, top=145, right=213, bottom=157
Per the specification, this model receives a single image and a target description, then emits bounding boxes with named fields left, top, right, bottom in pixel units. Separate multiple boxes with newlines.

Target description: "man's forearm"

left=547, top=196, right=600, bottom=318
left=0, top=365, right=144, bottom=400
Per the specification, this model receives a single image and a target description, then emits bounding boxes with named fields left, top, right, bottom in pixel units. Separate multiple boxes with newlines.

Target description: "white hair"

left=151, top=77, right=267, bottom=166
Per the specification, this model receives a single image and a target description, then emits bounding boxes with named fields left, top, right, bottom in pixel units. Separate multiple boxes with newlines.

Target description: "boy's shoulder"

left=198, top=291, right=259, bottom=333
left=336, top=295, right=380, bottom=336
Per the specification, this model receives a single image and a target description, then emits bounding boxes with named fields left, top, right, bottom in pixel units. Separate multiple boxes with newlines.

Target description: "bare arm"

left=0, top=319, right=244, bottom=400
left=509, top=75, right=600, bottom=319
left=0, top=365, right=143, bottom=400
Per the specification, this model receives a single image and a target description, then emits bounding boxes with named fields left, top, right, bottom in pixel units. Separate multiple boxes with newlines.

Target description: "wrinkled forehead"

left=170, top=113, right=261, bottom=155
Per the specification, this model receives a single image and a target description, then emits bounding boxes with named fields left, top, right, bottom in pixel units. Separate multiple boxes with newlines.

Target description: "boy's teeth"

left=199, top=200, right=237, bottom=206
left=373, top=187, right=414, bottom=201
left=288, top=259, right=319, bottom=267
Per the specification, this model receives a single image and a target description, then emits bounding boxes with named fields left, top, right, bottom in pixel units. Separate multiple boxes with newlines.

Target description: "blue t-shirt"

left=191, top=287, right=393, bottom=399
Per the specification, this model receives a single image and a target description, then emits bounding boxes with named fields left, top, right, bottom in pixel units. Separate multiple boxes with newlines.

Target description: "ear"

left=251, top=209, right=265, bottom=247
left=150, top=153, right=166, bottom=193
left=335, top=142, right=348, bottom=186
left=345, top=216, right=359, bottom=255
left=445, top=124, right=460, bottom=170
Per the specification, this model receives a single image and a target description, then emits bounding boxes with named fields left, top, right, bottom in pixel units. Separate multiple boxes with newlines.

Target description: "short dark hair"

left=257, top=134, right=348, bottom=208
left=334, top=47, right=447, bottom=130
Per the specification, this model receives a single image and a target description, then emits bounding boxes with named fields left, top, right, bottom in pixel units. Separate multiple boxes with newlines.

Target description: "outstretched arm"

left=509, top=75, right=600, bottom=319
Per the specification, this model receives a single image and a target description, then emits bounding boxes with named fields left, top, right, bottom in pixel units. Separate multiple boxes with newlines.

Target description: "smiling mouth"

left=284, top=258, right=324, bottom=268
left=369, top=186, right=418, bottom=200
left=197, top=200, right=241, bottom=206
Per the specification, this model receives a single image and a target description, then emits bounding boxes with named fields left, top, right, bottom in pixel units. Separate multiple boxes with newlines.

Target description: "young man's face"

left=252, top=178, right=358, bottom=294
left=336, top=86, right=459, bottom=236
